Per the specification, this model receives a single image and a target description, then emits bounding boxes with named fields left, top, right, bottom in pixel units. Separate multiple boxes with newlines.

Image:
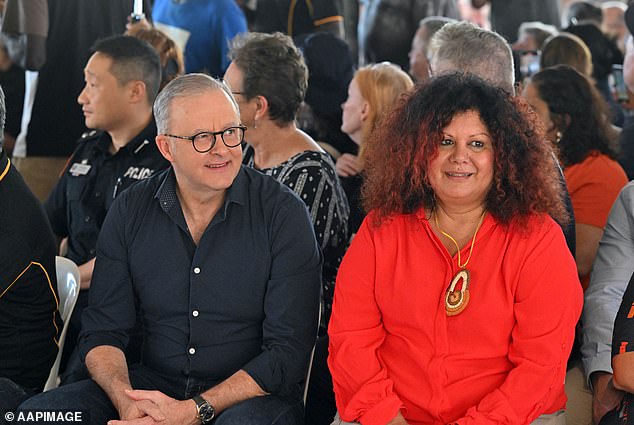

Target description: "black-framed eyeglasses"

left=163, top=125, right=246, bottom=153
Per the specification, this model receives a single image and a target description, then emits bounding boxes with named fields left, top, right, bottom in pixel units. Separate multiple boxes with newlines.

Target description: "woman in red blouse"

left=328, top=73, right=583, bottom=425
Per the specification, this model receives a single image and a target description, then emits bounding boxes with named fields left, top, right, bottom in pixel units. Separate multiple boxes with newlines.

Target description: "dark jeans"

left=0, top=378, right=34, bottom=425
left=18, top=365, right=304, bottom=425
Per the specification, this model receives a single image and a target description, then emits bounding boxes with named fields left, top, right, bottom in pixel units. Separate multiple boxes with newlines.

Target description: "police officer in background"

left=44, top=35, right=168, bottom=375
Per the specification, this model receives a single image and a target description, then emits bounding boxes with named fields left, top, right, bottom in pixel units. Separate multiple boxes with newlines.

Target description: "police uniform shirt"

left=45, top=121, right=168, bottom=266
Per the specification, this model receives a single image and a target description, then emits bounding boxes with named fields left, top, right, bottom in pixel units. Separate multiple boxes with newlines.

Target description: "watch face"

left=194, top=396, right=215, bottom=424
left=199, top=403, right=215, bottom=423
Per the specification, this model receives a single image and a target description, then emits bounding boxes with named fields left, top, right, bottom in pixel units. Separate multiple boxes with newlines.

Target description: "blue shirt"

left=153, top=0, right=247, bottom=76
left=78, top=166, right=322, bottom=398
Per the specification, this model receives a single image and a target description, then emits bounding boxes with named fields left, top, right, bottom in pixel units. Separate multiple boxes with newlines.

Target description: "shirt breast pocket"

left=66, top=175, right=90, bottom=201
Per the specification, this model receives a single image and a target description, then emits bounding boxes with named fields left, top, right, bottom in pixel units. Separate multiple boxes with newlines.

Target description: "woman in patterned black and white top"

left=224, top=32, right=350, bottom=325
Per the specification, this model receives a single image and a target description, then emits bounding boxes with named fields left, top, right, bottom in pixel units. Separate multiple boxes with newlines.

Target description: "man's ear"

left=128, top=80, right=147, bottom=104
left=155, top=135, right=174, bottom=162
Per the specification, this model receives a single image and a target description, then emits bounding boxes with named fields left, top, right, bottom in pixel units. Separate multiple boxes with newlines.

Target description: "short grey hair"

left=429, top=21, right=515, bottom=94
left=417, top=16, right=457, bottom=57
left=153, top=73, right=239, bottom=134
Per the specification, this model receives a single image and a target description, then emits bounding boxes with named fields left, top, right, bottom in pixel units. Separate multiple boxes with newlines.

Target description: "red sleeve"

left=453, top=219, right=583, bottom=424
left=328, top=217, right=405, bottom=425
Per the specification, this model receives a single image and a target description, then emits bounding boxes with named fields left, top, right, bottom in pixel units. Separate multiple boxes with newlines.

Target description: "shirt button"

left=95, top=191, right=102, bottom=197
left=84, top=216, right=91, bottom=222
left=89, top=248, right=96, bottom=255
left=192, top=310, right=199, bottom=317
left=188, top=347, right=196, bottom=355
left=193, top=267, right=201, bottom=274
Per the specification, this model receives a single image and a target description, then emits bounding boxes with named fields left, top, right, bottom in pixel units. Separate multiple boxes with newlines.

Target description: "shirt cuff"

left=582, top=355, right=613, bottom=390
left=78, top=332, right=127, bottom=363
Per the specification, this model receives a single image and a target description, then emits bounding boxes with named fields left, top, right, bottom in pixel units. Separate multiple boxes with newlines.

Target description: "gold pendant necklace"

left=434, top=208, right=487, bottom=316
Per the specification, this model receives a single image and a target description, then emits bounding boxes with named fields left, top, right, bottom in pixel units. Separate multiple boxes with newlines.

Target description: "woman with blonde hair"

left=337, top=62, right=414, bottom=233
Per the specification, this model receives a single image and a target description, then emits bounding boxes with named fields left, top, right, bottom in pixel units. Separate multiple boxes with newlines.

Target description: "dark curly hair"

left=362, top=73, right=566, bottom=227
left=529, top=65, right=618, bottom=166
left=229, top=32, right=308, bottom=126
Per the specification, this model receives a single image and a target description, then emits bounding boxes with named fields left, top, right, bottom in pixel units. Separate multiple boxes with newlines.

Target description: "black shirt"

left=45, top=122, right=168, bottom=266
left=254, top=0, right=342, bottom=38
left=612, top=272, right=634, bottom=358
left=0, top=150, right=61, bottom=390
left=78, top=166, right=322, bottom=398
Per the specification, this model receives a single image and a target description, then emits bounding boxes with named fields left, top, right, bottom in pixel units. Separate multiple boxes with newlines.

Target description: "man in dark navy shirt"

left=0, top=86, right=61, bottom=418
left=20, top=74, right=322, bottom=425
left=44, top=35, right=168, bottom=364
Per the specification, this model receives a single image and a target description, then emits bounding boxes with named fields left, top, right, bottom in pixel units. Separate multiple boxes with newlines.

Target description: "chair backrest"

left=43, top=256, right=80, bottom=391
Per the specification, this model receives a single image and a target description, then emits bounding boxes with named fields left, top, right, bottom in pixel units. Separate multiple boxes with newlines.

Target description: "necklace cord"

left=434, top=209, right=487, bottom=269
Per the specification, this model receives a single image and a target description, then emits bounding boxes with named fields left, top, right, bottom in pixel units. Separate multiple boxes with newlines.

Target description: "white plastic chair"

left=43, top=256, right=80, bottom=391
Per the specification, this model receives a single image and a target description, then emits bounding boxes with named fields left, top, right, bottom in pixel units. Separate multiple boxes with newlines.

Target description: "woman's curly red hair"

left=362, top=73, right=567, bottom=227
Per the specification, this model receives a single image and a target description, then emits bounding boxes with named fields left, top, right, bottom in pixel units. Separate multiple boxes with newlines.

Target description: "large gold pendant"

left=445, top=269, right=470, bottom=316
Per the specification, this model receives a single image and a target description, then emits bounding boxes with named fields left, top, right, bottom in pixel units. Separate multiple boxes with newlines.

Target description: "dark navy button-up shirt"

left=78, top=166, right=322, bottom=398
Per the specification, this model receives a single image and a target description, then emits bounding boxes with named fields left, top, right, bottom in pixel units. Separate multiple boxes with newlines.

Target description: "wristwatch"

left=192, top=395, right=215, bottom=424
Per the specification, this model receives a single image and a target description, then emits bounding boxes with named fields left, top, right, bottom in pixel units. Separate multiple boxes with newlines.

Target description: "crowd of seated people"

left=5, top=1, right=634, bottom=425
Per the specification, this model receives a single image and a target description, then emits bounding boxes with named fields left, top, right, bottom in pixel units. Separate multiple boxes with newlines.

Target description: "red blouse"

left=328, top=211, right=582, bottom=425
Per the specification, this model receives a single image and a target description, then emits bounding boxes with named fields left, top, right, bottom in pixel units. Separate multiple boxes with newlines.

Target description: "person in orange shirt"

left=328, top=73, right=582, bottom=425
left=523, top=65, right=628, bottom=291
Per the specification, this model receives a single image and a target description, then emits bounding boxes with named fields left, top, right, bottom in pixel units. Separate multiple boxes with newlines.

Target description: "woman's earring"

left=254, top=119, right=258, bottom=129
left=555, top=131, right=562, bottom=143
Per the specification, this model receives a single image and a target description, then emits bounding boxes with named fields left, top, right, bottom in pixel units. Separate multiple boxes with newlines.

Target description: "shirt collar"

left=94, top=119, right=157, bottom=156
left=155, top=165, right=249, bottom=214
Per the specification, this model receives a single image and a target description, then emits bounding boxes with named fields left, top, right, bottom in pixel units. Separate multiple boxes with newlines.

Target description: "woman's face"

left=523, top=82, right=557, bottom=142
left=428, top=110, right=495, bottom=209
left=341, top=77, right=368, bottom=145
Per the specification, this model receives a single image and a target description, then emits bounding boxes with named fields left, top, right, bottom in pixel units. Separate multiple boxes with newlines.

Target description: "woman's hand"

left=386, top=412, right=411, bottom=425
left=336, top=153, right=362, bottom=177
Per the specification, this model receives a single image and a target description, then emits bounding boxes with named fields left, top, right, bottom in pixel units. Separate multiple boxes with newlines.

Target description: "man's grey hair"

left=429, top=21, right=515, bottom=94
left=418, top=16, right=458, bottom=56
left=153, top=73, right=239, bottom=135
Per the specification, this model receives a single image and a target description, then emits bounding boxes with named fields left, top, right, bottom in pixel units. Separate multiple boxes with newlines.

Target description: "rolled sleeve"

left=242, top=197, right=322, bottom=396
